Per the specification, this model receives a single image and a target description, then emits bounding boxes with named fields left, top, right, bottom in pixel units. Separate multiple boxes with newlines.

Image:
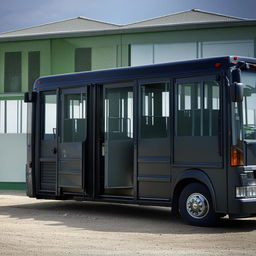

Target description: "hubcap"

left=186, top=193, right=209, bottom=219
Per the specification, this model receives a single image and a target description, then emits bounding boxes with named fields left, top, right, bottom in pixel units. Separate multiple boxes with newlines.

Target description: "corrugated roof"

left=0, top=16, right=119, bottom=37
left=0, top=9, right=253, bottom=41
left=124, top=9, right=245, bottom=28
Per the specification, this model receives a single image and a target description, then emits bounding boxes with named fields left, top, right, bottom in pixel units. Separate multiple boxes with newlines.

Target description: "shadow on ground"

left=0, top=191, right=256, bottom=235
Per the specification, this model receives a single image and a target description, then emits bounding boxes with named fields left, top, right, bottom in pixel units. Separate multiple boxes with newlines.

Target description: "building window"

left=75, top=48, right=91, bottom=72
left=0, top=99, right=27, bottom=134
left=130, top=40, right=254, bottom=66
left=4, top=52, right=22, bottom=92
left=28, top=51, right=40, bottom=92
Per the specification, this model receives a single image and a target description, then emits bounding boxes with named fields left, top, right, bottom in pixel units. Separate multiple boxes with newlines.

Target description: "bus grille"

left=40, top=162, right=56, bottom=191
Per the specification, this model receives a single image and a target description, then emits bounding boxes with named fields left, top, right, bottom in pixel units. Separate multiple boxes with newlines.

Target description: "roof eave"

left=0, top=20, right=255, bottom=42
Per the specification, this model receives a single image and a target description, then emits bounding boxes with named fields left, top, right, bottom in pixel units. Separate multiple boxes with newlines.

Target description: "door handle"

left=52, top=147, right=57, bottom=154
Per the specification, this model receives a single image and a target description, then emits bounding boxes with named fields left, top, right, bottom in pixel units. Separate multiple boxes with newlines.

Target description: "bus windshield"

left=242, top=70, right=256, bottom=139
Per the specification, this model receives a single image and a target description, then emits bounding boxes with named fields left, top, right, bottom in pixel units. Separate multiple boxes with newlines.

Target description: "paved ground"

left=0, top=191, right=256, bottom=255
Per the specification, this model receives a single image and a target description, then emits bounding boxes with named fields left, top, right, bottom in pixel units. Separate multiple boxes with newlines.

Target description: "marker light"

left=230, top=146, right=244, bottom=166
left=233, top=56, right=238, bottom=60
left=214, top=63, right=222, bottom=68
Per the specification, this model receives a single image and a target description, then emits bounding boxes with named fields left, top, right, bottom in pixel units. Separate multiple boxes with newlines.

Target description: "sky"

left=0, top=0, right=256, bottom=33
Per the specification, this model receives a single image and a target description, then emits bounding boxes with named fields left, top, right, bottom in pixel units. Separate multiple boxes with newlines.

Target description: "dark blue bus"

left=25, top=56, right=256, bottom=226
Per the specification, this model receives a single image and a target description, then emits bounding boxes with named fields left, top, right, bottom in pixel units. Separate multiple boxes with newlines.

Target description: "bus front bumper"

left=230, top=198, right=256, bottom=217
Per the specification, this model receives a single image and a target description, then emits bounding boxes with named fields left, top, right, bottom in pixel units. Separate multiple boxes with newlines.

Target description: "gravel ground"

left=0, top=190, right=256, bottom=256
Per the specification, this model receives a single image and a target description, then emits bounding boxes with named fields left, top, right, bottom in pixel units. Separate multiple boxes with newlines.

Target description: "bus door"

left=102, top=83, right=134, bottom=197
left=38, top=88, right=87, bottom=195
left=39, top=91, right=57, bottom=193
left=58, top=88, right=87, bottom=194
left=138, top=80, right=171, bottom=200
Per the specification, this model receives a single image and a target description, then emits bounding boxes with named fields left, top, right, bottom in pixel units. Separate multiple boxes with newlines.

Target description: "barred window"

left=75, top=48, right=91, bottom=72
left=4, top=52, right=22, bottom=92
left=0, top=99, right=27, bottom=134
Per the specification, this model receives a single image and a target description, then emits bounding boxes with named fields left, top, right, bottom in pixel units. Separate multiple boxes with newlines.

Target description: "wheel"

left=179, top=182, right=218, bottom=227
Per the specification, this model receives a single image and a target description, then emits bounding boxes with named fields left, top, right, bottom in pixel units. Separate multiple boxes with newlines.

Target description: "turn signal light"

left=230, top=146, right=244, bottom=166
left=27, top=162, right=32, bottom=169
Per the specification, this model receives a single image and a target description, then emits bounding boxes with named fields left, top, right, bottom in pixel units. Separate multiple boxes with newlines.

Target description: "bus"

left=24, top=56, right=256, bottom=226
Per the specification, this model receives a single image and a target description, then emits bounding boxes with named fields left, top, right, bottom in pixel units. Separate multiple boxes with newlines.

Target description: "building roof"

left=0, top=16, right=119, bottom=37
left=124, top=9, right=245, bottom=28
left=0, top=9, right=255, bottom=42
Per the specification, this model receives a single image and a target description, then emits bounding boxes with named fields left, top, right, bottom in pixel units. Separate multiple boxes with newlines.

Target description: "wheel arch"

left=171, top=169, right=216, bottom=214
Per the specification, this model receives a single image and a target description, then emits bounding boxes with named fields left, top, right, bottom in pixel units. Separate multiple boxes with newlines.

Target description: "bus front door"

left=38, top=88, right=87, bottom=195
left=39, top=92, right=58, bottom=193
left=58, top=88, right=87, bottom=194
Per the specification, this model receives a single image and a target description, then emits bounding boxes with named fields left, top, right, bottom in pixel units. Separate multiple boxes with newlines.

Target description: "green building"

left=0, top=9, right=255, bottom=190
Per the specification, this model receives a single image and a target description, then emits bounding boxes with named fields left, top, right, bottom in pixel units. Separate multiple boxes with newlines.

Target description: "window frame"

left=139, top=78, right=170, bottom=139
left=74, top=48, right=92, bottom=72
left=4, top=51, right=22, bottom=93
left=0, top=96, right=27, bottom=134
left=61, top=87, right=87, bottom=143
left=40, top=91, right=57, bottom=141
left=175, top=75, right=221, bottom=137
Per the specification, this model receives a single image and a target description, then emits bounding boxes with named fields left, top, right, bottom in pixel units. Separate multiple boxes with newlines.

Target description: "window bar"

left=20, top=100, right=22, bottom=133
left=4, top=100, right=7, bottom=134
left=209, top=84, right=213, bottom=136
left=200, top=82, right=204, bottom=137
left=18, top=100, right=21, bottom=133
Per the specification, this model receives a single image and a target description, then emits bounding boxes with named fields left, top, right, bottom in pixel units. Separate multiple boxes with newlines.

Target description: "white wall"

left=0, top=134, right=26, bottom=182
left=154, top=43, right=197, bottom=63
left=202, top=40, right=254, bottom=58
left=130, top=44, right=154, bottom=66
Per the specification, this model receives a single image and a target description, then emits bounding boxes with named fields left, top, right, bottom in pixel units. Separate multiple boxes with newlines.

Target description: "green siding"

left=0, top=25, right=255, bottom=94
left=122, top=26, right=256, bottom=45
left=0, top=39, right=51, bottom=92
left=0, top=182, right=26, bottom=190
left=50, top=35, right=122, bottom=74
left=51, top=39, right=74, bottom=74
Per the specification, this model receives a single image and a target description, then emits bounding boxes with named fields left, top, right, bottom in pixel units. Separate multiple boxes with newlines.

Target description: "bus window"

left=42, top=94, right=57, bottom=140
left=63, top=93, right=87, bottom=142
left=177, top=80, right=220, bottom=137
left=140, top=82, right=169, bottom=138
left=174, top=77, right=222, bottom=165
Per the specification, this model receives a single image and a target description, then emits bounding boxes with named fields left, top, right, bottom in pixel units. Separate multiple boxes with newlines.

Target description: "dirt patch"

left=0, top=191, right=256, bottom=255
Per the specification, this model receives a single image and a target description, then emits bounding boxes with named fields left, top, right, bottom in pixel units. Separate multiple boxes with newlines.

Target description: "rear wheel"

left=179, top=182, right=218, bottom=227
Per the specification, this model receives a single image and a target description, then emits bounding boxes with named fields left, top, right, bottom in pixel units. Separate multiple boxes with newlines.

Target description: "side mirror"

left=24, top=92, right=37, bottom=103
left=231, top=82, right=244, bottom=102
left=231, top=68, right=244, bottom=102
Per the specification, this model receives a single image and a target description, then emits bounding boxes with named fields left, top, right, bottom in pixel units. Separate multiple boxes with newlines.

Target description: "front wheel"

left=179, top=182, right=219, bottom=227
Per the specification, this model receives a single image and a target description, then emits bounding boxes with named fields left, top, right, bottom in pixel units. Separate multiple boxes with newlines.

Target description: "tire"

left=179, top=182, right=219, bottom=227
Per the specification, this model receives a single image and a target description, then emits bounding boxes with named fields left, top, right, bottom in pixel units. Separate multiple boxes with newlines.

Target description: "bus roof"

left=34, top=56, right=256, bottom=91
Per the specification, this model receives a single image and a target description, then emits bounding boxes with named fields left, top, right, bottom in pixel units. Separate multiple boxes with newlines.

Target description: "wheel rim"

left=186, top=193, right=209, bottom=219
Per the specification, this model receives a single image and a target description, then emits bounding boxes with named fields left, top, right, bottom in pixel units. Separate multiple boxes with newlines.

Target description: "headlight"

left=236, top=186, right=256, bottom=198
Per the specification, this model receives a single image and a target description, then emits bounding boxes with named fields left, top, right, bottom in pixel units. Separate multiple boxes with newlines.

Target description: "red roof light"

left=214, top=63, right=222, bottom=68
